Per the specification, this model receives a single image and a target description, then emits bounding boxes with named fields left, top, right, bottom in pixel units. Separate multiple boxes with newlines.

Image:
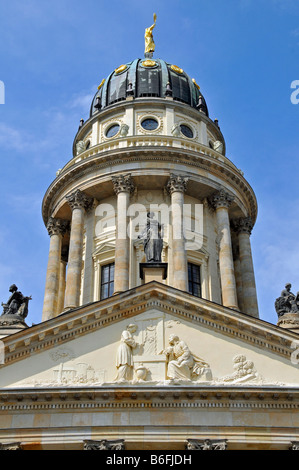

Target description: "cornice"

left=42, top=146, right=257, bottom=226
left=0, top=282, right=297, bottom=368
left=0, top=386, right=298, bottom=412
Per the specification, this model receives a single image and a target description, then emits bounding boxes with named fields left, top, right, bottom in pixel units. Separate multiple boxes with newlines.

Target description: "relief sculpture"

left=159, top=334, right=212, bottom=383
left=220, top=355, right=262, bottom=384
left=114, top=324, right=138, bottom=382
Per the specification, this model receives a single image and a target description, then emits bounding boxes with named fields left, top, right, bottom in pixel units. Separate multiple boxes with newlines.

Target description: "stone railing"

left=58, top=135, right=240, bottom=175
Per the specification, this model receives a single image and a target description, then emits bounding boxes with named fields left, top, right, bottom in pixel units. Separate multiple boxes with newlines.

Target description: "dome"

left=89, top=58, right=209, bottom=117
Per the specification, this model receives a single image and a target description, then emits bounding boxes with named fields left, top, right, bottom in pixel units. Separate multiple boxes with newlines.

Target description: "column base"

left=140, top=263, right=168, bottom=284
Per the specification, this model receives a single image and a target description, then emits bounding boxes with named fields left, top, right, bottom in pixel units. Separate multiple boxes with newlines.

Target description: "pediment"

left=93, top=240, right=115, bottom=257
left=1, top=282, right=299, bottom=390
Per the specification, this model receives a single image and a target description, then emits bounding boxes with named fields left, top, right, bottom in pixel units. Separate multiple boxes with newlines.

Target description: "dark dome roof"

left=90, top=58, right=208, bottom=117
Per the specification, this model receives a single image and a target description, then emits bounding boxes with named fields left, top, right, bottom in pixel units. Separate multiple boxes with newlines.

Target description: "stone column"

left=233, top=245, right=244, bottom=313
left=210, top=189, right=238, bottom=310
left=82, top=199, right=98, bottom=305
left=112, top=174, right=135, bottom=294
left=64, top=189, right=93, bottom=310
left=234, top=217, right=259, bottom=318
left=166, top=174, right=189, bottom=291
left=42, top=217, right=68, bottom=322
left=56, top=247, right=68, bottom=315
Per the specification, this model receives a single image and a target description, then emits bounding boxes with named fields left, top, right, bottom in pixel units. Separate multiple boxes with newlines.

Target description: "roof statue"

left=144, top=13, right=157, bottom=55
left=0, top=284, right=31, bottom=326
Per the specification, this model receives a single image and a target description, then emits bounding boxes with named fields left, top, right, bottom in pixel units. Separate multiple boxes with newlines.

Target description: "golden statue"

left=145, top=13, right=157, bottom=55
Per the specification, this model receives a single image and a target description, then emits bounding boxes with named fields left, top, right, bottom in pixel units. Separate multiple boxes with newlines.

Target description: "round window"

left=180, top=124, right=194, bottom=138
left=141, top=118, right=159, bottom=131
left=106, top=124, right=120, bottom=138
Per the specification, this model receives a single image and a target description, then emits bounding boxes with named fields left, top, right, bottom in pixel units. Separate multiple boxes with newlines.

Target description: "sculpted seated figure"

left=275, top=283, right=299, bottom=317
left=160, top=334, right=210, bottom=382
left=1, top=284, right=31, bottom=319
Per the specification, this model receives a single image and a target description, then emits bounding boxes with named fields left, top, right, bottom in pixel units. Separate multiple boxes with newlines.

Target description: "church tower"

left=41, top=19, right=259, bottom=322
left=0, top=17, right=299, bottom=451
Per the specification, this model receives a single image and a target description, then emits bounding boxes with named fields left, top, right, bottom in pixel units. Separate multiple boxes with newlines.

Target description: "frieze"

left=0, top=387, right=298, bottom=414
left=42, top=147, right=257, bottom=225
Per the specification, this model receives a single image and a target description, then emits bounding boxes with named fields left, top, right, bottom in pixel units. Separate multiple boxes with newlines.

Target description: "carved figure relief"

left=221, top=355, right=261, bottom=384
left=159, top=334, right=212, bottom=383
left=114, top=324, right=138, bottom=382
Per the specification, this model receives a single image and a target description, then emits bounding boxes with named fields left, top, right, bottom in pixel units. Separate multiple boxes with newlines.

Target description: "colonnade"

left=42, top=175, right=259, bottom=322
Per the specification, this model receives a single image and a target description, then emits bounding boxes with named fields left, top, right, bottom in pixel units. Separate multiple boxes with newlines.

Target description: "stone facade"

left=0, top=36, right=296, bottom=451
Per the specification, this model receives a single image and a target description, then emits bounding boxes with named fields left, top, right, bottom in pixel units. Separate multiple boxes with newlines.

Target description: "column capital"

left=112, top=174, right=135, bottom=195
left=166, top=173, right=189, bottom=194
left=186, top=439, right=227, bottom=450
left=0, top=442, right=22, bottom=450
left=83, top=439, right=125, bottom=450
left=66, top=189, right=94, bottom=212
left=233, top=216, right=253, bottom=235
left=46, top=217, right=69, bottom=237
left=209, top=188, right=234, bottom=209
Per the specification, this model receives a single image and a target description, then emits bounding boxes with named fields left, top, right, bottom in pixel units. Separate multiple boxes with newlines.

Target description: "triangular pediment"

left=1, top=282, right=299, bottom=390
left=92, top=240, right=115, bottom=257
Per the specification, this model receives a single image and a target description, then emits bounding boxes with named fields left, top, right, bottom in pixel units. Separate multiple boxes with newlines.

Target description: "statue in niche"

left=160, top=334, right=210, bottom=382
left=115, top=324, right=138, bottom=382
left=275, top=283, right=299, bottom=317
left=1, top=284, right=31, bottom=321
left=138, top=212, right=163, bottom=263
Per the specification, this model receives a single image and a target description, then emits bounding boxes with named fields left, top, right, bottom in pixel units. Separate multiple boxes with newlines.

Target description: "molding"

left=42, top=146, right=257, bottom=227
left=0, top=386, right=298, bottom=412
left=0, top=282, right=297, bottom=368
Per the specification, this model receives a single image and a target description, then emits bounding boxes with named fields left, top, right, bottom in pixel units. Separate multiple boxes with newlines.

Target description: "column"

left=56, top=246, right=68, bottom=315
left=64, top=189, right=93, bottom=310
left=42, top=217, right=68, bottom=322
left=210, top=189, right=238, bottom=310
left=232, top=244, right=244, bottom=313
left=166, top=174, right=189, bottom=291
left=82, top=199, right=97, bottom=305
left=112, top=174, right=135, bottom=294
left=234, top=217, right=259, bottom=318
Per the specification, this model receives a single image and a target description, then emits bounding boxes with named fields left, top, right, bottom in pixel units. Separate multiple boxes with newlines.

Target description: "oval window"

left=141, top=118, right=159, bottom=131
left=106, top=124, right=120, bottom=138
left=180, top=124, right=193, bottom=138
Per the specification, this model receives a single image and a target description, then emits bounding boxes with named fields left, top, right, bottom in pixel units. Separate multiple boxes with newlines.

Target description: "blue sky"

left=0, top=0, right=299, bottom=326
